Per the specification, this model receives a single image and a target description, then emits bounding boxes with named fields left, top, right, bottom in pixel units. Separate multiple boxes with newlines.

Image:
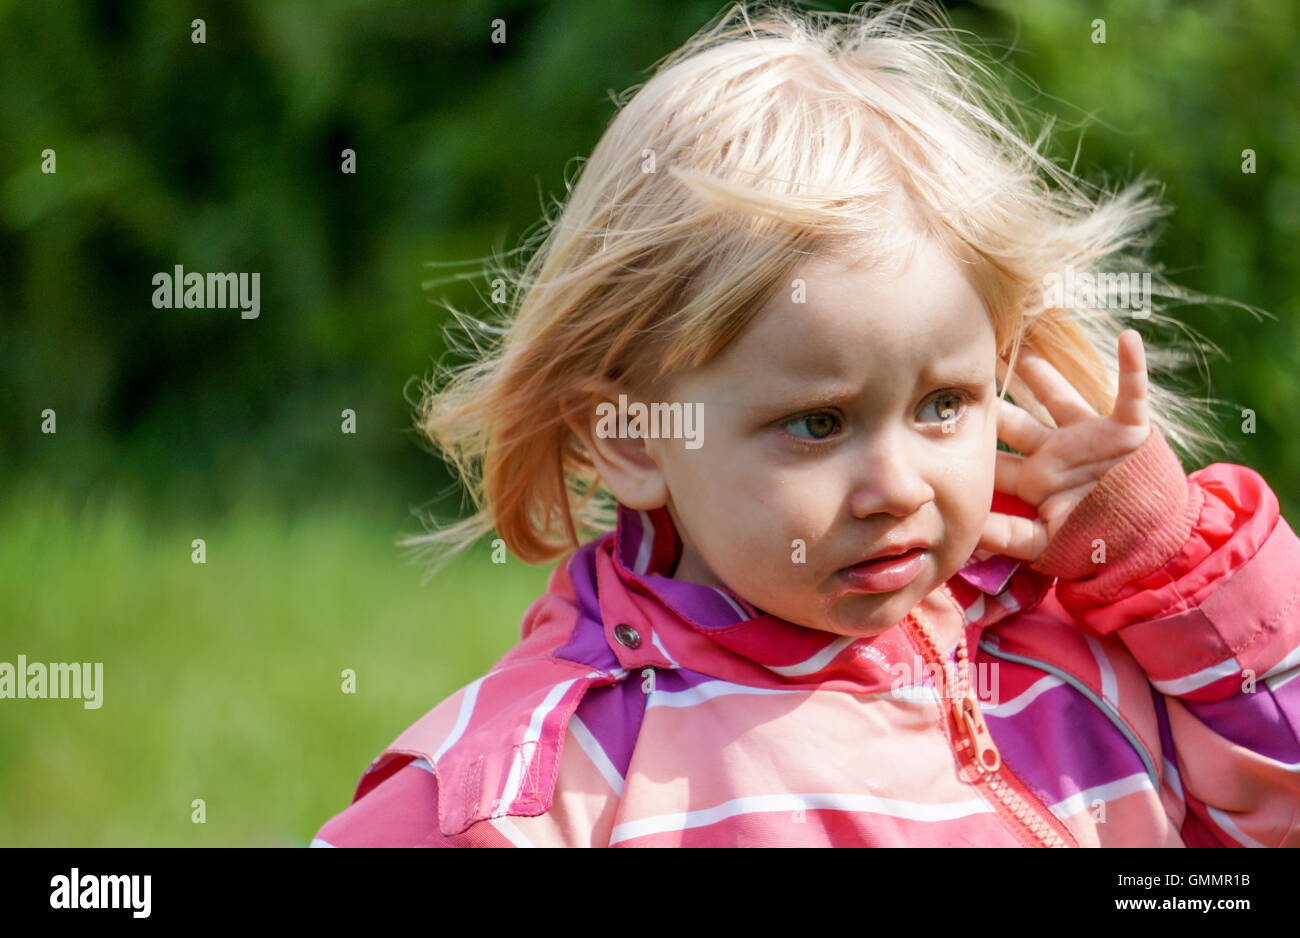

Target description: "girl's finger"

left=977, top=510, right=1049, bottom=563
left=993, top=448, right=1026, bottom=499
left=1038, top=480, right=1104, bottom=537
left=994, top=397, right=1053, bottom=456
left=1109, top=329, right=1149, bottom=428
left=1006, top=345, right=1097, bottom=428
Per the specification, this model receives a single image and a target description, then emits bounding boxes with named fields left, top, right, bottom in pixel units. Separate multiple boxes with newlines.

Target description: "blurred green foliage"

left=1, top=0, right=1296, bottom=517
left=0, top=476, right=553, bottom=846
left=977, top=0, right=1300, bottom=513
left=0, top=0, right=1296, bottom=845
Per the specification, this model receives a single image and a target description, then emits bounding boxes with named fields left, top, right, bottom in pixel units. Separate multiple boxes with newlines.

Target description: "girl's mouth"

left=840, top=547, right=927, bottom=593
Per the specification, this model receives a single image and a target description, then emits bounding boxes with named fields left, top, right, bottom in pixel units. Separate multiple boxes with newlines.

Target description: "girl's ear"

left=562, top=381, right=669, bottom=511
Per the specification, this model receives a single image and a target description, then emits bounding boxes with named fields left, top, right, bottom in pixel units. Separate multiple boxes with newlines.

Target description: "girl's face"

left=648, top=237, right=1000, bottom=637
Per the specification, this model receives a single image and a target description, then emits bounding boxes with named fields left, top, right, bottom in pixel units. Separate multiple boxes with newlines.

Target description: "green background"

left=1, top=0, right=1296, bottom=845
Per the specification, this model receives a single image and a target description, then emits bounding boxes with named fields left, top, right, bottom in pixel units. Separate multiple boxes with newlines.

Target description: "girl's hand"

left=977, top=329, right=1152, bottom=564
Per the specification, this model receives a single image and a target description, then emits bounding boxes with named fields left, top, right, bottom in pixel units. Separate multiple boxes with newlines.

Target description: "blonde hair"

left=401, top=0, right=1260, bottom=577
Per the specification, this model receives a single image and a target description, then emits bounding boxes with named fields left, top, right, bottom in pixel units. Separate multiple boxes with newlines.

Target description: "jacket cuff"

left=1028, top=425, right=1198, bottom=605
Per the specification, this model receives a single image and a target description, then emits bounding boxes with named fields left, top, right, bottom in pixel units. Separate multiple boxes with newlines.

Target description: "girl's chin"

left=828, top=579, right=940, bottom=629
left=739, top=569, right=943, bottom=634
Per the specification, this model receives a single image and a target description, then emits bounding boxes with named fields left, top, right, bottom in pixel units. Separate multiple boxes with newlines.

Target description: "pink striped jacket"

left=313, top=427, right=1300, bottom=846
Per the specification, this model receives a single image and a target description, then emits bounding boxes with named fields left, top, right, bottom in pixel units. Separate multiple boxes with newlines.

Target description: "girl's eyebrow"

left=740, top=381, right=863, bottom=415
left=747, top=361, right=994, bottom=414
left=774, top=386, right=862, bottom=411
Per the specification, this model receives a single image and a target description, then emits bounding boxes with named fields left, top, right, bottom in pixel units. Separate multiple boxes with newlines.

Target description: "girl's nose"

left=846, top=439, right=935, bottom=519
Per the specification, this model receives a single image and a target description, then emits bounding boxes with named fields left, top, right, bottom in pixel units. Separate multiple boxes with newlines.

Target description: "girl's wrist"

left=1028, top=425, right=1197, bottom=594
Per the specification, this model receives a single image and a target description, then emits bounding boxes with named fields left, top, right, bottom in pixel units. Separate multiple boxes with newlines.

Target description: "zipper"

left=952, top=689, right=1074, bottom=847
left=907, top=615, right=1076, bottom=848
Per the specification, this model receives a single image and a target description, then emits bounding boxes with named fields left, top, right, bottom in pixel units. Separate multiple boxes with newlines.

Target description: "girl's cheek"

left=938, top=456, right=995, bottom=530
left=935, top=447, right=985, bottom=491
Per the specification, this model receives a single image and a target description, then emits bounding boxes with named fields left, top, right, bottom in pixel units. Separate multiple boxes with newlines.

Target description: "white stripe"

left=1163, top=756, right=1184, bottom=801
left=1267, top=666, right=1300, bottom=693
left=610, top=791, right=994, bottom=844
left=1206, top=805, right=1269, bottom=848
left=634, top=510, right=654, bottom=574
left=883, top=683, right=942, bottom=704
left=648, top=629, right=681, bottom=668
left=568, top=714, right=626, bottom=797
left=980, top=675, right=1066, bottom=718
left=768, top=635, right=857, bottom=677
left=993, top=590, right=1021, bottom=615
left=1150, top=656, right=1242, bottom=695
left=432, top=675, right=486, bottom=762
left=309, top=838, right=336, bottom=848
left=713, top=588, right=751, bottom=622
left=1049, top=771, right=1153, bottom=819
left=1263, top=641, right=1300, bottom=686
left=1084, top=634, right=1118, bottom=709
left=489, top=816, right=535, bottom=847
left=645, top=679, right=805, bottom=709
left=497, top=678, right=581, bottom=813
left=641, top=677, right=937, bottom=707
left=410, top=757, right=435, bottom=774
left=962, top=595, right=986, bottom=624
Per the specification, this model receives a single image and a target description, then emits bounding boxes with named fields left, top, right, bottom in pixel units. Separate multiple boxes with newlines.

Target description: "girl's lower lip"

left=840, top=548, right=926, bottom=593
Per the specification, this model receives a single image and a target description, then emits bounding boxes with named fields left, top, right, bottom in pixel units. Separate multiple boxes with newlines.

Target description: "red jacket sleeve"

left=1029, top=426, right=1300, bottom=846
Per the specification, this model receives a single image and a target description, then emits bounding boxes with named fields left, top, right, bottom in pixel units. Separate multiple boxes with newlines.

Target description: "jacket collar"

left=356, top=497, right=1055, bottom=836
left=590, top=501, right=1053, bottom=695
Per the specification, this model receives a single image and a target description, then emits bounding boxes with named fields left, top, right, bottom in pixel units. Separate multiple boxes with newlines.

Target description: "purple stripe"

left=654, top=665, right=722, bottom=693
left=985, top=682, right=1151, bottom=806
left=1151, top=686, right=1178, bottom=768
left=1181, top=677, right=1300, bottom=764
left=555, top=539, right=621, bottom=672
left=617, top=505, right=647, bottom=572
left=640, top=572, right=749, bottom=629
left=956, top=554, right=1021, bottom=594
left=614, top=501, right=750, bottom=629
left=571, top=678, right=645, bottom=778
left=571, top=666, right=718, bottom=778
left=557, top=505, right=747, bottom=666
left=1276, top=672, right=1300, bottom=746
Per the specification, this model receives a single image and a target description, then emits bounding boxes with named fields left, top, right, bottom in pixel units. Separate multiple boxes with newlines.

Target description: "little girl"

left=313, top=1, right=1300, bottom=847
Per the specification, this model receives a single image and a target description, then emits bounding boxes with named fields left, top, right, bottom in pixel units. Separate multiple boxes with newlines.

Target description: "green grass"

left=0, top=478, right=556, bottom=846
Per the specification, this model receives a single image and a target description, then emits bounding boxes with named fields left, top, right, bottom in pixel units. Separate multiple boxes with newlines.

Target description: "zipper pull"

left=952, top=693, right=1001, bottom=774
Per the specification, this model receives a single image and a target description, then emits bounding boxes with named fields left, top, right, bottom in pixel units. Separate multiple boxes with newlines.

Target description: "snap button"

left=612, top=623, right=642, bottom=649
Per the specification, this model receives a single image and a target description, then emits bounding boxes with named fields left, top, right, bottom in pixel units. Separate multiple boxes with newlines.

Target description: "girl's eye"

left=781, top=392, right=970, bottom=445
left=920, top=392, right=968, bottom=426
left=783, top=412, right=840, bottom=440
